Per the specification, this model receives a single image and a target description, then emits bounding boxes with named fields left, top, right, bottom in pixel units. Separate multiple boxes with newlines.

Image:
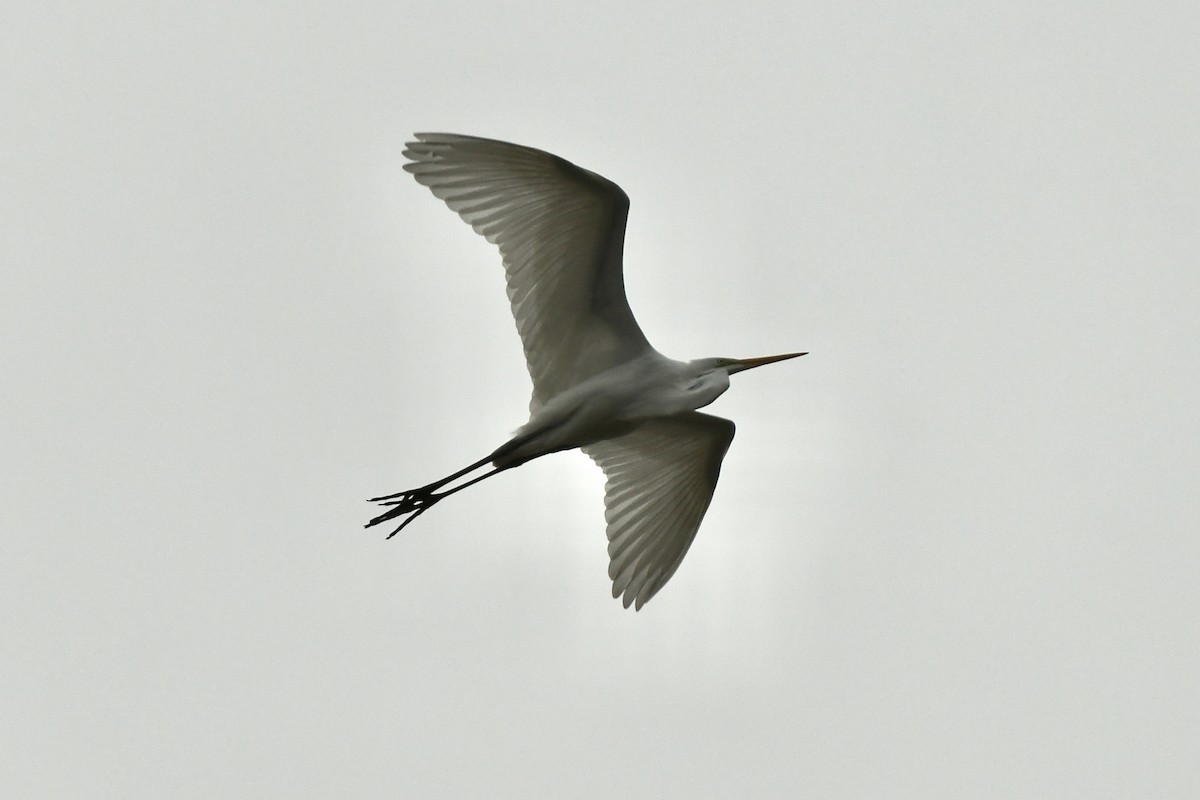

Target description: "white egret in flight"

left=367, top=133, right=805, bottom=609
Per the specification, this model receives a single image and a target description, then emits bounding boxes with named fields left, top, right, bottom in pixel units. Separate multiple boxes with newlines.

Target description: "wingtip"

left=403, top=132, right=449, bottom=155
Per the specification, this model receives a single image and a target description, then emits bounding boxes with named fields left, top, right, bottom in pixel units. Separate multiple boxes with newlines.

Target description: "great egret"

left=367, top=133, right=805, bottom=609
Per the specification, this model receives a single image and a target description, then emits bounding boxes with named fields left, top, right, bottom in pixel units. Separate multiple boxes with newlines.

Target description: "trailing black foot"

left=365, top=488, right=444, bottom=538
left=365, top=456, right=513, bottom=539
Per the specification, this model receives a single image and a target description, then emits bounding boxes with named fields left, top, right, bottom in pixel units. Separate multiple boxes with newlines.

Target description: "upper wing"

left=403, top=133, right=654, bottom=409
left=582, top=412, right=737, bottom=610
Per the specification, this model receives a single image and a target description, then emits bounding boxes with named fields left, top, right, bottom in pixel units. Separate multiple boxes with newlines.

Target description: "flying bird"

left=367, top=133, right=805, bottom=609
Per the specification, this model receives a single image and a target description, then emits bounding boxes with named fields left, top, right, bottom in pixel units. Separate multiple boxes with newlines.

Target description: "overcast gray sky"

left=4, top=2, right=1198, bottom=797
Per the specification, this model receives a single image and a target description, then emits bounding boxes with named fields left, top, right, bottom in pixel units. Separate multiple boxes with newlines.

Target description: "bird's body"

left=368, top=133, right=805, bottom=609
left=500, top=352, right=727, bottom=467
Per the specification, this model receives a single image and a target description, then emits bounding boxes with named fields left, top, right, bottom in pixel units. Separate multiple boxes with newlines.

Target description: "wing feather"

left=403, top=133, right=653, bottom=408
left=582, top=412, right=736, bottom=610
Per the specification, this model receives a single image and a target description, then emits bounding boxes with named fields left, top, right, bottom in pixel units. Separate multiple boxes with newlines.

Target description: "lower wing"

left=582, top=412, right=736, bottom=610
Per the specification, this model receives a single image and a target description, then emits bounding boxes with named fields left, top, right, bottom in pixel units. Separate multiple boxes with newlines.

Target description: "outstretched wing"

left=403, top=133, right=654, bottom=409
left=582, top=412, right=737, bottom=610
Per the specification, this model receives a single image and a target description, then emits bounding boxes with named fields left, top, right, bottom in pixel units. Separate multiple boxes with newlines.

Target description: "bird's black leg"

left=365, top=463, right=515, bottom=538
left=368, top=452, right=497, bottom=503
left=366, top=430, right=543, bottom=536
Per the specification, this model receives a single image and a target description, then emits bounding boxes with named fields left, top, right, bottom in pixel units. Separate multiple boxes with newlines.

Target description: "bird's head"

left=691, top=351, right=808, bottom=377
left=681, top=351, right=807, bottom=409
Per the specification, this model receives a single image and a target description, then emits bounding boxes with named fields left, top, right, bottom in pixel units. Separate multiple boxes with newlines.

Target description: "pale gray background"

left=3, top=2, right=1198, bottom=797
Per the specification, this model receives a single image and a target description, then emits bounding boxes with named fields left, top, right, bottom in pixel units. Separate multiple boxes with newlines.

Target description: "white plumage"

left=368, top=133, right=804, bottom=610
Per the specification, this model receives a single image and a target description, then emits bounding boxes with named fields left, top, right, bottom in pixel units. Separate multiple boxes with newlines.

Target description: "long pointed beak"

left=728, top=351, right=808, bottom=374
